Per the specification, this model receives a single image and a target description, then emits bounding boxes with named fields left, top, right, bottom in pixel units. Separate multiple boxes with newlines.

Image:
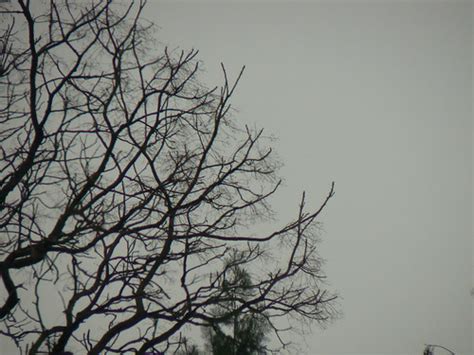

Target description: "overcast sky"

left=151, top=1, right=472, bottom=354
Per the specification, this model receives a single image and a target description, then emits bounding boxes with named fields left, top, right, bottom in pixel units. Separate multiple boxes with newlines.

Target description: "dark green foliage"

left=207, top=313, right=268, bottom=355
left=177, top=342, right=201, bottom=355
left=204, top=262, right=269, bottom=355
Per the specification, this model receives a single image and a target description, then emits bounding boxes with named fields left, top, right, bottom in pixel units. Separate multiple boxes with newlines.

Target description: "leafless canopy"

left=0, top=1, right=337, bottom=354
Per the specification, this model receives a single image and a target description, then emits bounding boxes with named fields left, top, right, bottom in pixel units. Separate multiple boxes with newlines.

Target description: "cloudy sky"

left=151, top=1, right=472, bottom=354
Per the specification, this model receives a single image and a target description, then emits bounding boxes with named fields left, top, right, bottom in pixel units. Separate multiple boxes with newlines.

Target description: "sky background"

left=151, top=1, right=472, bottom=354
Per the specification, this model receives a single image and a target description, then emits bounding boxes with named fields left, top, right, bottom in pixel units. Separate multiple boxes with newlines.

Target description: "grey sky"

left=151, top=1, right=472, bottom=354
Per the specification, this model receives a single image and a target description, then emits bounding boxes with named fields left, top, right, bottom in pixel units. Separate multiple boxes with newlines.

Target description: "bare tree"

left=0, top=1, right=337, bottom=354
left=423, top=344, right=456, bottom=355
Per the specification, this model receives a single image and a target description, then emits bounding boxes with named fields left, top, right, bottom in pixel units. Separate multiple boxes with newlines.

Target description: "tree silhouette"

left=423, top=344, right=455, bottom=355
left=0, top=1, right=337, bottom=354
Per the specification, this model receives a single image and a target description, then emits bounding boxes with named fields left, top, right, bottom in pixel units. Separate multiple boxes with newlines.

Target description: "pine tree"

left=204, top=258, right=269, bottom=355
